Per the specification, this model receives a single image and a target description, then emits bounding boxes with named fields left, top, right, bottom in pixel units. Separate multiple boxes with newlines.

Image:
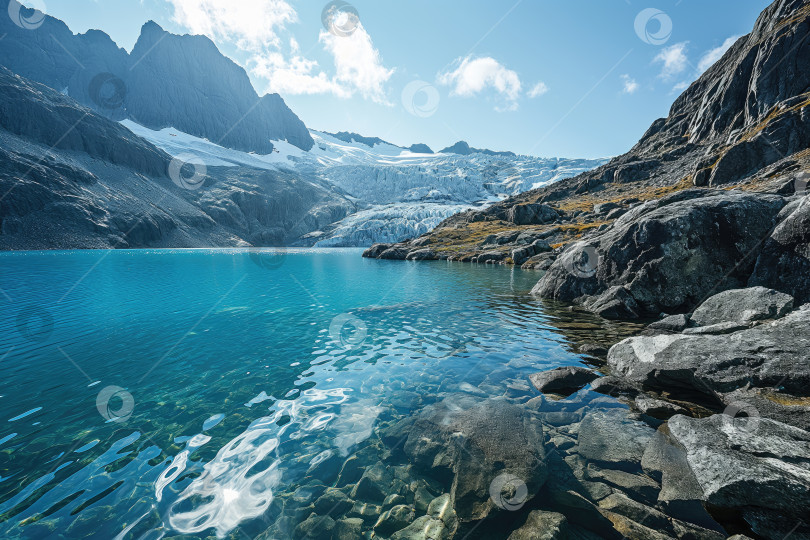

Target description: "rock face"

left=689, top=286, right=794, bottom=326
left=0, top=8, right=313, bottom=152
left=533, top=191, right=786, bottom=319
left=397, top=397, right=547, bottom=522
left=0, top=67, right=168, bottom=177
left=667, top=414, right=810, bottom=540
left=749, top=198, right=810, bottom=305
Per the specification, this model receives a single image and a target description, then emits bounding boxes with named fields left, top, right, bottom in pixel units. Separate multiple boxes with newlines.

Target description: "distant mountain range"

left=0, top=0, right=607, bottom=250
left=0, top=9, right=313, bottom=153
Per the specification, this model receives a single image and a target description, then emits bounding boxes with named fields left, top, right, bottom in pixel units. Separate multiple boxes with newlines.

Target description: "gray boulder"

left=533, top=191, right=786, bottom=319
left=690, top=287, right=794, bottom=326
left=507, top=510, right=570, bottom=540
left=400, top=396, right=547, bottom=522
left=647, top=314, right=691, bottom=332
left=668, top=414, right=810, bottom=540
left=506, top=203, right=559, bottom=225
left=528, top=366, right=598, bottom=394
left=577, top=409, right=654, bottom=466
left=607, top=305, right=810, bottom=401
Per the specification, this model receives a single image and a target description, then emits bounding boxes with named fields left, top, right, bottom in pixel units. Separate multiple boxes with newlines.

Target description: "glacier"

left=121, top=122, right=609, bottom=247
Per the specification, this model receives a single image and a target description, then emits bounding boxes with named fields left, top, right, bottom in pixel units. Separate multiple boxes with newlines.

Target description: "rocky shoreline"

left=357, top=0, right=810, bottom=537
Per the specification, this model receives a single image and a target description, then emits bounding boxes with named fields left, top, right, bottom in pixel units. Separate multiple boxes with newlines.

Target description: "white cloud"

left=654, top=42, right=689, bottom=79
left=167, top=0, right=394, bottom=104
left=528, top=82, right=549, bottom=98
left=438, top=56, right=522, bottom=111
left=319, top=25, right=395, bottom=105
left=698, top=35, right=740, bottom=73
left=621, top=74, right=639, bottom=94
left=251, top=52, right=349, bottom=98
left=167, top=0, right=296, bottom=50
left=672, top=81, right=690, bottom=93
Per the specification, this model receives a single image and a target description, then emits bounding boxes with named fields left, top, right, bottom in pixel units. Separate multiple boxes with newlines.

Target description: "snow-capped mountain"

left=121, top=122, right=609, bottom=246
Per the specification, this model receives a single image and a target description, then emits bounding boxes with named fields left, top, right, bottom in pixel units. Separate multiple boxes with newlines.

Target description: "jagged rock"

left=589, top=376, right=640, bottom=398
left=388, top=494, right=457, bottom=540
left=690, top=287, right=794, bottom=326
left=647, top=314, right=692, bottom=332
left=681, top=321, right=751, bottom=335
left=351, top=461, right=394, bottom=502
left=667, top=414, right=810, bottom=540
left=533, top=191, right=787, bottom=319
left=750, top=198, right=810, bottom=305
left=607, top=304, right=810, bottom=402
left=313, top=488, right=353, bottom=516
left=507, top=510, right=570, bottom=540
left=528, top=366, right=598, bottom=394
left=506, top=203, right=559, bottom=225
left=406, top=249, right=437, bottom=261
left=585, top=464, right=660, bottom=505
left=634, top=396, right=686, bottom=420
left=522, top=252, right=556, bottom=270
left=577, top=409, right=654, bottom=466
left=593, top=202, right=621, bottom=215
left=398, top=396, right=547, bottom=522
left=374, top=504, right=415, bottom=536
left=293, top=513, right=335, bottom=539
left=334, top=518, right=364, bottom=540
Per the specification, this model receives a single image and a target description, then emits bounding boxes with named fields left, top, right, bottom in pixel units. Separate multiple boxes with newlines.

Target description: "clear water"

left=0, top=249, right=639, bottom=539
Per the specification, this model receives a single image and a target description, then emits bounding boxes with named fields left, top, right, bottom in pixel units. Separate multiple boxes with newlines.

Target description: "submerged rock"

left=577, top=409, right=654, bottom=466
left=506, top=510, right=570, bottom=540
left=399, top=396, right=547, bottom=522
left=528, top=366, right=598, bottom=394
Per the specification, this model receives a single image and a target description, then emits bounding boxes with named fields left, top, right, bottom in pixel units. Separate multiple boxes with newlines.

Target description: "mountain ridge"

left=0, top=3, right=314, bottom=153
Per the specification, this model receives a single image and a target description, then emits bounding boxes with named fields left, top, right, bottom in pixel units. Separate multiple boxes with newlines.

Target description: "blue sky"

left=33, top=0, right=770, bottom=158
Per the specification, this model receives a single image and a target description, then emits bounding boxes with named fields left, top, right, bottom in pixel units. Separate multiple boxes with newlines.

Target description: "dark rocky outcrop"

left=0, top=4, right=313, bottom=153
left=749, top=197, right=810, bottom=304
left=532, top=191, right=786, bottom=319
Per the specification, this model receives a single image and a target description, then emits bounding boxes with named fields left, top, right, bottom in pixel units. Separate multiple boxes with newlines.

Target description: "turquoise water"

left=0, top=249, right=635, bottom=539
